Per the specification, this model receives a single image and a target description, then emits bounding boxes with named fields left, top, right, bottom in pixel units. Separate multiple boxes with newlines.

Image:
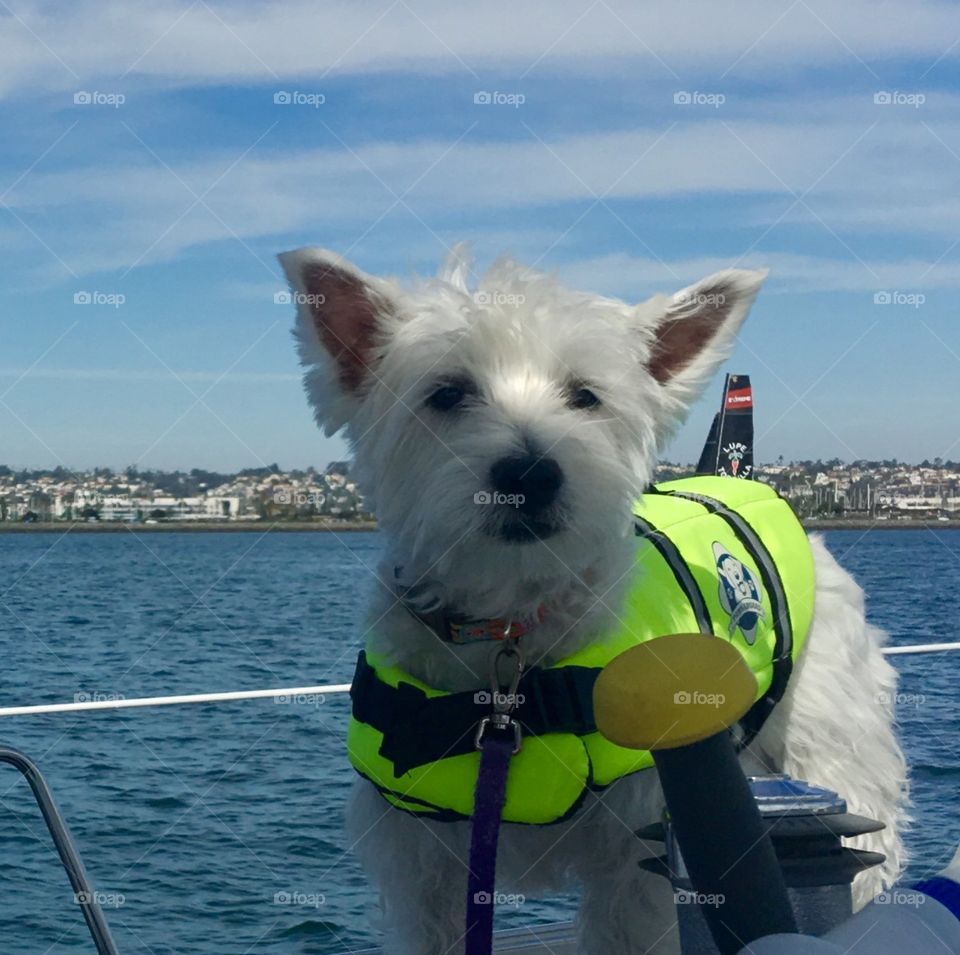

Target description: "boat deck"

left=353, top=920, right=577, bottom=952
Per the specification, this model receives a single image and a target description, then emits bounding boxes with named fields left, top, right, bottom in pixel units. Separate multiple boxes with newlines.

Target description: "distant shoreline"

left=0, top=519, right=378, bottom=534
left=803, top=518, right=960, bottom=530
left=2, top=518, right=958, bottom=534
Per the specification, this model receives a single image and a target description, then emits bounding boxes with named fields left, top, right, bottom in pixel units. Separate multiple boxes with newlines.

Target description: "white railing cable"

left=0, top=684, right=351, bottom=718
left=0, top=643, right=956, bottom=719
left=881, top=641, right=960, bottom=656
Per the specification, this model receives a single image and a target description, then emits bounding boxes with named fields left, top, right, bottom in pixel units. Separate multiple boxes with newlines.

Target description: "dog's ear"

left=278, top=247, right=395, bottom=392
left=645, top=268, right=767, bottom=428
left=278, top=247, right=397, bottom=433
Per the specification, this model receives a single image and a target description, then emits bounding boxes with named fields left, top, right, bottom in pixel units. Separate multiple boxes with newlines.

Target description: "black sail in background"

left=695, top=374, right=755, bottom=479
left=696, top=413, right=721, bottom=475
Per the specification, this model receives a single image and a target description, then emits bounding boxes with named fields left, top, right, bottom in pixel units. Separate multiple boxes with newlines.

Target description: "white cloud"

left=557, top=251, right=960, bottom=299
left=4, top=114, right=960, bottom=279
left=2, top=0, right=960, bottom=98
left=0, top=367, right=299, bottom=383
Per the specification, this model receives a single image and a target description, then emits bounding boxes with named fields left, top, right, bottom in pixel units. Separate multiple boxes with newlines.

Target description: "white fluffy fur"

left=279, top=246, right=907, bottom=954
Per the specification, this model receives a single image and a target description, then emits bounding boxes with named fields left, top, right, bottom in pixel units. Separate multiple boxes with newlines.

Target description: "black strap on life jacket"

left=350, top=651, right=601, bottom=778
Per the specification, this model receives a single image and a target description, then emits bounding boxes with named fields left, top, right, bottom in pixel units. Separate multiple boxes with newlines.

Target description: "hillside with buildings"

left=658, top=459, right=960, bottom=520
left=0, top=463, right=368, bottom=524
left=2, top=459, right=958, bottom=525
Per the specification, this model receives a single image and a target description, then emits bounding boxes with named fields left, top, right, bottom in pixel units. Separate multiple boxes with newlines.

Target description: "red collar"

left=396, top=591, right=546, bottom=644
left=445, top=606, right=546, bottom=644
left=394, top=568, right=546, bottom=644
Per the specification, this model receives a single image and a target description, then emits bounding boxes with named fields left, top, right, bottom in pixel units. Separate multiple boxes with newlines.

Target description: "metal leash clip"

left=474, top=639, right=524, bottom=753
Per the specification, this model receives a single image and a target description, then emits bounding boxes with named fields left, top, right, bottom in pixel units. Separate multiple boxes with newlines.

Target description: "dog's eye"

left=426, top=382, right=468, bottom=411
left=567, top=386, right=601, bottom=410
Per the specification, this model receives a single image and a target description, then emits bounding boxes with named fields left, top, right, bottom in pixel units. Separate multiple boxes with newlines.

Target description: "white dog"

left=280, top=246, right=907, bottom=954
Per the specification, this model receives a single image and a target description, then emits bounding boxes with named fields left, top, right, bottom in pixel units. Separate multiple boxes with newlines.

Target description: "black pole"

left=0, top=745, right=120, bottom=955
left=653, top=732, right=796, bottom=954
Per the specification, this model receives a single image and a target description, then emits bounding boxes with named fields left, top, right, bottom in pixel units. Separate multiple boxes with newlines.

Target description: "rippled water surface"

left=0, top=528, right=957, bottom=952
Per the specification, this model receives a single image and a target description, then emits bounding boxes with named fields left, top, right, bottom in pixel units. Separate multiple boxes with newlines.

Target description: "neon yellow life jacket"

left=347, top=476, right=814, bottom=825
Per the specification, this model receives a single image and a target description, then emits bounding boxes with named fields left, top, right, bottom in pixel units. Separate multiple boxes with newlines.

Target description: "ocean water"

left=0, top=528, right=957, bottom=953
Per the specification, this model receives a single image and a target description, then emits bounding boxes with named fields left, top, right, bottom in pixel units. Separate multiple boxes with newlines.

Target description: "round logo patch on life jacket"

left=712, top=541, right=765, bottom=644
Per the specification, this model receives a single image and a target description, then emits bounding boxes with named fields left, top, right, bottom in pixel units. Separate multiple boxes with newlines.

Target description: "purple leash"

left=465, top=733, right=515, bottom=953
left=465, top=641, right=524, bottom=955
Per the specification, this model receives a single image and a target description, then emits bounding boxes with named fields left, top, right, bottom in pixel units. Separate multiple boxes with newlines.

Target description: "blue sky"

left=2, top=0, right=959, bottom=471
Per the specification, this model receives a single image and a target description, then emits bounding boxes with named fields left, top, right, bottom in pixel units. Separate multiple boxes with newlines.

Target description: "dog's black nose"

left=490, top=455, right=564, bottom=513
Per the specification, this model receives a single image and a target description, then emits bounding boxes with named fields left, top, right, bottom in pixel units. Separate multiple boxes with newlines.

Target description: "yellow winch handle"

left=593, top=633, right=758, bottom=751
